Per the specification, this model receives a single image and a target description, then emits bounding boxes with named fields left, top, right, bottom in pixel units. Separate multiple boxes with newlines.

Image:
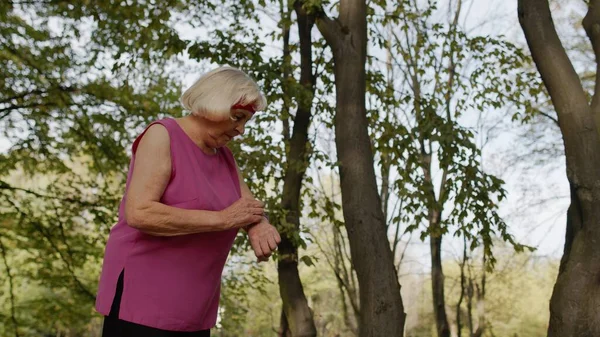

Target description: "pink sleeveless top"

left=95, top=118, right=241, bottom=331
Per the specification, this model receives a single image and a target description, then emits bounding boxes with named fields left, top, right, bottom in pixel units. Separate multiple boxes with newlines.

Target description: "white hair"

left=180, top=66, right=267, bottom=121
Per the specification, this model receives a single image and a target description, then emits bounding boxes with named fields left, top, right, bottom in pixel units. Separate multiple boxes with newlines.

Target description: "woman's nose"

left=236, top=124, right=245, bottom=135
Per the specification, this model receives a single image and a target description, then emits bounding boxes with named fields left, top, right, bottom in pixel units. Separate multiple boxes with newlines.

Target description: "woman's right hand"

left=220, top=197, right=265, bottom=230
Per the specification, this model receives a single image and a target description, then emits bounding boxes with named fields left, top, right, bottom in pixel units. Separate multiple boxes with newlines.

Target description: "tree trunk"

left=518, top=1, right=600, bottom=336
left=466, top=278, right=474, bottom=336
left=277, top=2, right=318, bottom=337
left=472, top=280, right=485, bottom=337
left=431, top=230, right=451, bottom=337
left=456, top=240, right=467, bottom=337
left=423, top=150, right=450, bottom=337
left=316, top=1, right=407, bottom=336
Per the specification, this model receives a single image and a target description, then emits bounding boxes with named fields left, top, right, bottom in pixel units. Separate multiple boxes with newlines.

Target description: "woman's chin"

left=220, top=136, right=234, bottom=146
left=215, top=140, right=230, bottom=148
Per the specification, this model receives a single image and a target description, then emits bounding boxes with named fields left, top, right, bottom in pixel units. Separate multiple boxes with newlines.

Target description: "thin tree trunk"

left=430, top=214, right=450, bottom=337
left=316, top=1, right=406, bottom=335
left=471, top=254, right=486, bottom=337
left=338, top=278, right=358, bottom=336
left=519, top=1, right=600, bottom=336
left=380, top=25, right=393, bottom=222
left=472, top=282, right=485, bottom=337
left=466, top=277, right=474, bottom=336
left=418, top=70, right=450, bottom=337
left=333, top=223, right=360, bottom=334
left=456, top=238, right=468, bottom=337
left=281, top=0, right=292, bottom=142
left=277, top=2, right=318, bottom=336
left=0, top=237, right=20, bottom=337
left=423, top=150, right=450, bottom=337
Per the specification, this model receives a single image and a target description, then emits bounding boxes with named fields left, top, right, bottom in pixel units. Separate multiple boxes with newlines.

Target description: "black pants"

left=102, top=270, right=211, bottom=337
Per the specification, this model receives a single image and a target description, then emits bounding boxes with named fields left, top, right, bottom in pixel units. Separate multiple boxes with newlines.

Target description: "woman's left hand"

left=247, top=219, right=281, bottom=262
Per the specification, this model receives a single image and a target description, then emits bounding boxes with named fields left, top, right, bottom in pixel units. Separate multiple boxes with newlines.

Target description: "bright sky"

left=375, top=0, right=580, bottom=267
left=465, top=0, right=583, bottom=259
left=430, top=0, right=578, bottom=261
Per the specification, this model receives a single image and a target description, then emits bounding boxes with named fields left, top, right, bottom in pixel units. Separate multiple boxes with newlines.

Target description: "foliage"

left=1, top=1, right=197, bottom=335
left=367, top=0, right=539, bottom=269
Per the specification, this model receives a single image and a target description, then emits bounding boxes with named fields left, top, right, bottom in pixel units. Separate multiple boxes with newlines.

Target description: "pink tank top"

left=95, top=118, right=241, bottom=331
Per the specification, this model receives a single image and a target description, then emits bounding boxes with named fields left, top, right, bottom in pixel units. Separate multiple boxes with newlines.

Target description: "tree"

left=276, top=1, right=318, bottom=336
left=314, top=0, right=407, bottom=335
left=518, top=1, right=600, bottom=336
left=368, top=1, right=536, bottom=336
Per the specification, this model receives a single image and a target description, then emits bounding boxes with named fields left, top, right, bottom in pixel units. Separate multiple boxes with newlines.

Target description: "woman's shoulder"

left=132, top=121, right=171, bottom=154
left=143, top=123, right=170, bottom=143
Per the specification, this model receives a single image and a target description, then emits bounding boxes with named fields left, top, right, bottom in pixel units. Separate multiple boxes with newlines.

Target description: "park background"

left=0, top=0, right=592, bottom=336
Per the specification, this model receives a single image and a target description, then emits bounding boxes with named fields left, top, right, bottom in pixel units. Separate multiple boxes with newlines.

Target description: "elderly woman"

left=95, top=66, right=281, bottom=337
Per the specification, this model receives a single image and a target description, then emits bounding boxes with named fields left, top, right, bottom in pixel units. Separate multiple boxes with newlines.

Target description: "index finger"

left=248, top=199, right=264, bottom=208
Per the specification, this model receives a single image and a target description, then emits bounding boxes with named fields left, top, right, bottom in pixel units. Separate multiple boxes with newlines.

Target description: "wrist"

left=214, top=210, right=229, bottom=230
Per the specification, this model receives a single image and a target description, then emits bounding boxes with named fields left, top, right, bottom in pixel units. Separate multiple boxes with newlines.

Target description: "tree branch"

left=395, top=231, right=412, bottom=274
left=0, top=180, right=96, bottom=207
left=539, top=111, right=560, bottom=125
left=314, top=224, right=359, bottom=318
left=0, top=90, right=45, bottom=105
left=2, top=197, right=96, bottom=302
left=0, top=236, right=20, bottom=337
left=0, top=86, right=77, bottom=106
left=520, top=0, right=600, bottom=194
left=518, top=0, right=590, bottom=133
left=314, top=8, right=343, bottom=51
left=0, top=102, right=59, bottom=119
left=280, top=0, right=292, bottom=142
left=31, top=220, right=96, bottom=302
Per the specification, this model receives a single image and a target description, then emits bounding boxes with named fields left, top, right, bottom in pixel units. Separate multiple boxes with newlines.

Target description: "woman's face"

left=205, top=108, right=254, bottom=148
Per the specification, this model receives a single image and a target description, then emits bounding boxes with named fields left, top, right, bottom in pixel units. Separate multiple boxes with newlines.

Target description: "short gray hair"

left=180, top=66, right=267, bottom=120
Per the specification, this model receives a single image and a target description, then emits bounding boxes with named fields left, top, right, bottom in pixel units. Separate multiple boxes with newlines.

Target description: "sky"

left=461, top=0, right=582, bottom=259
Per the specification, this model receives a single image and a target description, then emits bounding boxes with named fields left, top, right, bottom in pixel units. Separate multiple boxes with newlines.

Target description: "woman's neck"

left=179, top=115, right=217, bottom=155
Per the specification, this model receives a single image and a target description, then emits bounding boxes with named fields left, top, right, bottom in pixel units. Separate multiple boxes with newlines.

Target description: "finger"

left=238, top=198, right=255, bottom=208
left=249, top=215, right=263, bottom=225
left=273, top=230, right=281, bottom=243
left=250, top=240, right=261, bottom=256
left=248, top=199, right=264, bottom=208
left=249, top=207, right=264, bottom=215
left=254, top=238, right=267, bottom=259
left=238, top=214, right=261, bottom=227
left=257, top=256, right=268, bottom=263
left=259, top=239, right=272, bottom=258
left=267, top=235, right=278, bottom=251
left=249, top=237, right=263, bottom=258
left=237, top=198, right=251, bottom=205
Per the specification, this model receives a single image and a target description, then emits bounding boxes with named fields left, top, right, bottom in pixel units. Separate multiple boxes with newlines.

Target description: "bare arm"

left=236, top=167, right=253, bottom=199
left=125, top=124, right=264, bottom=236
left=235, top=164, right=262, bottom=226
